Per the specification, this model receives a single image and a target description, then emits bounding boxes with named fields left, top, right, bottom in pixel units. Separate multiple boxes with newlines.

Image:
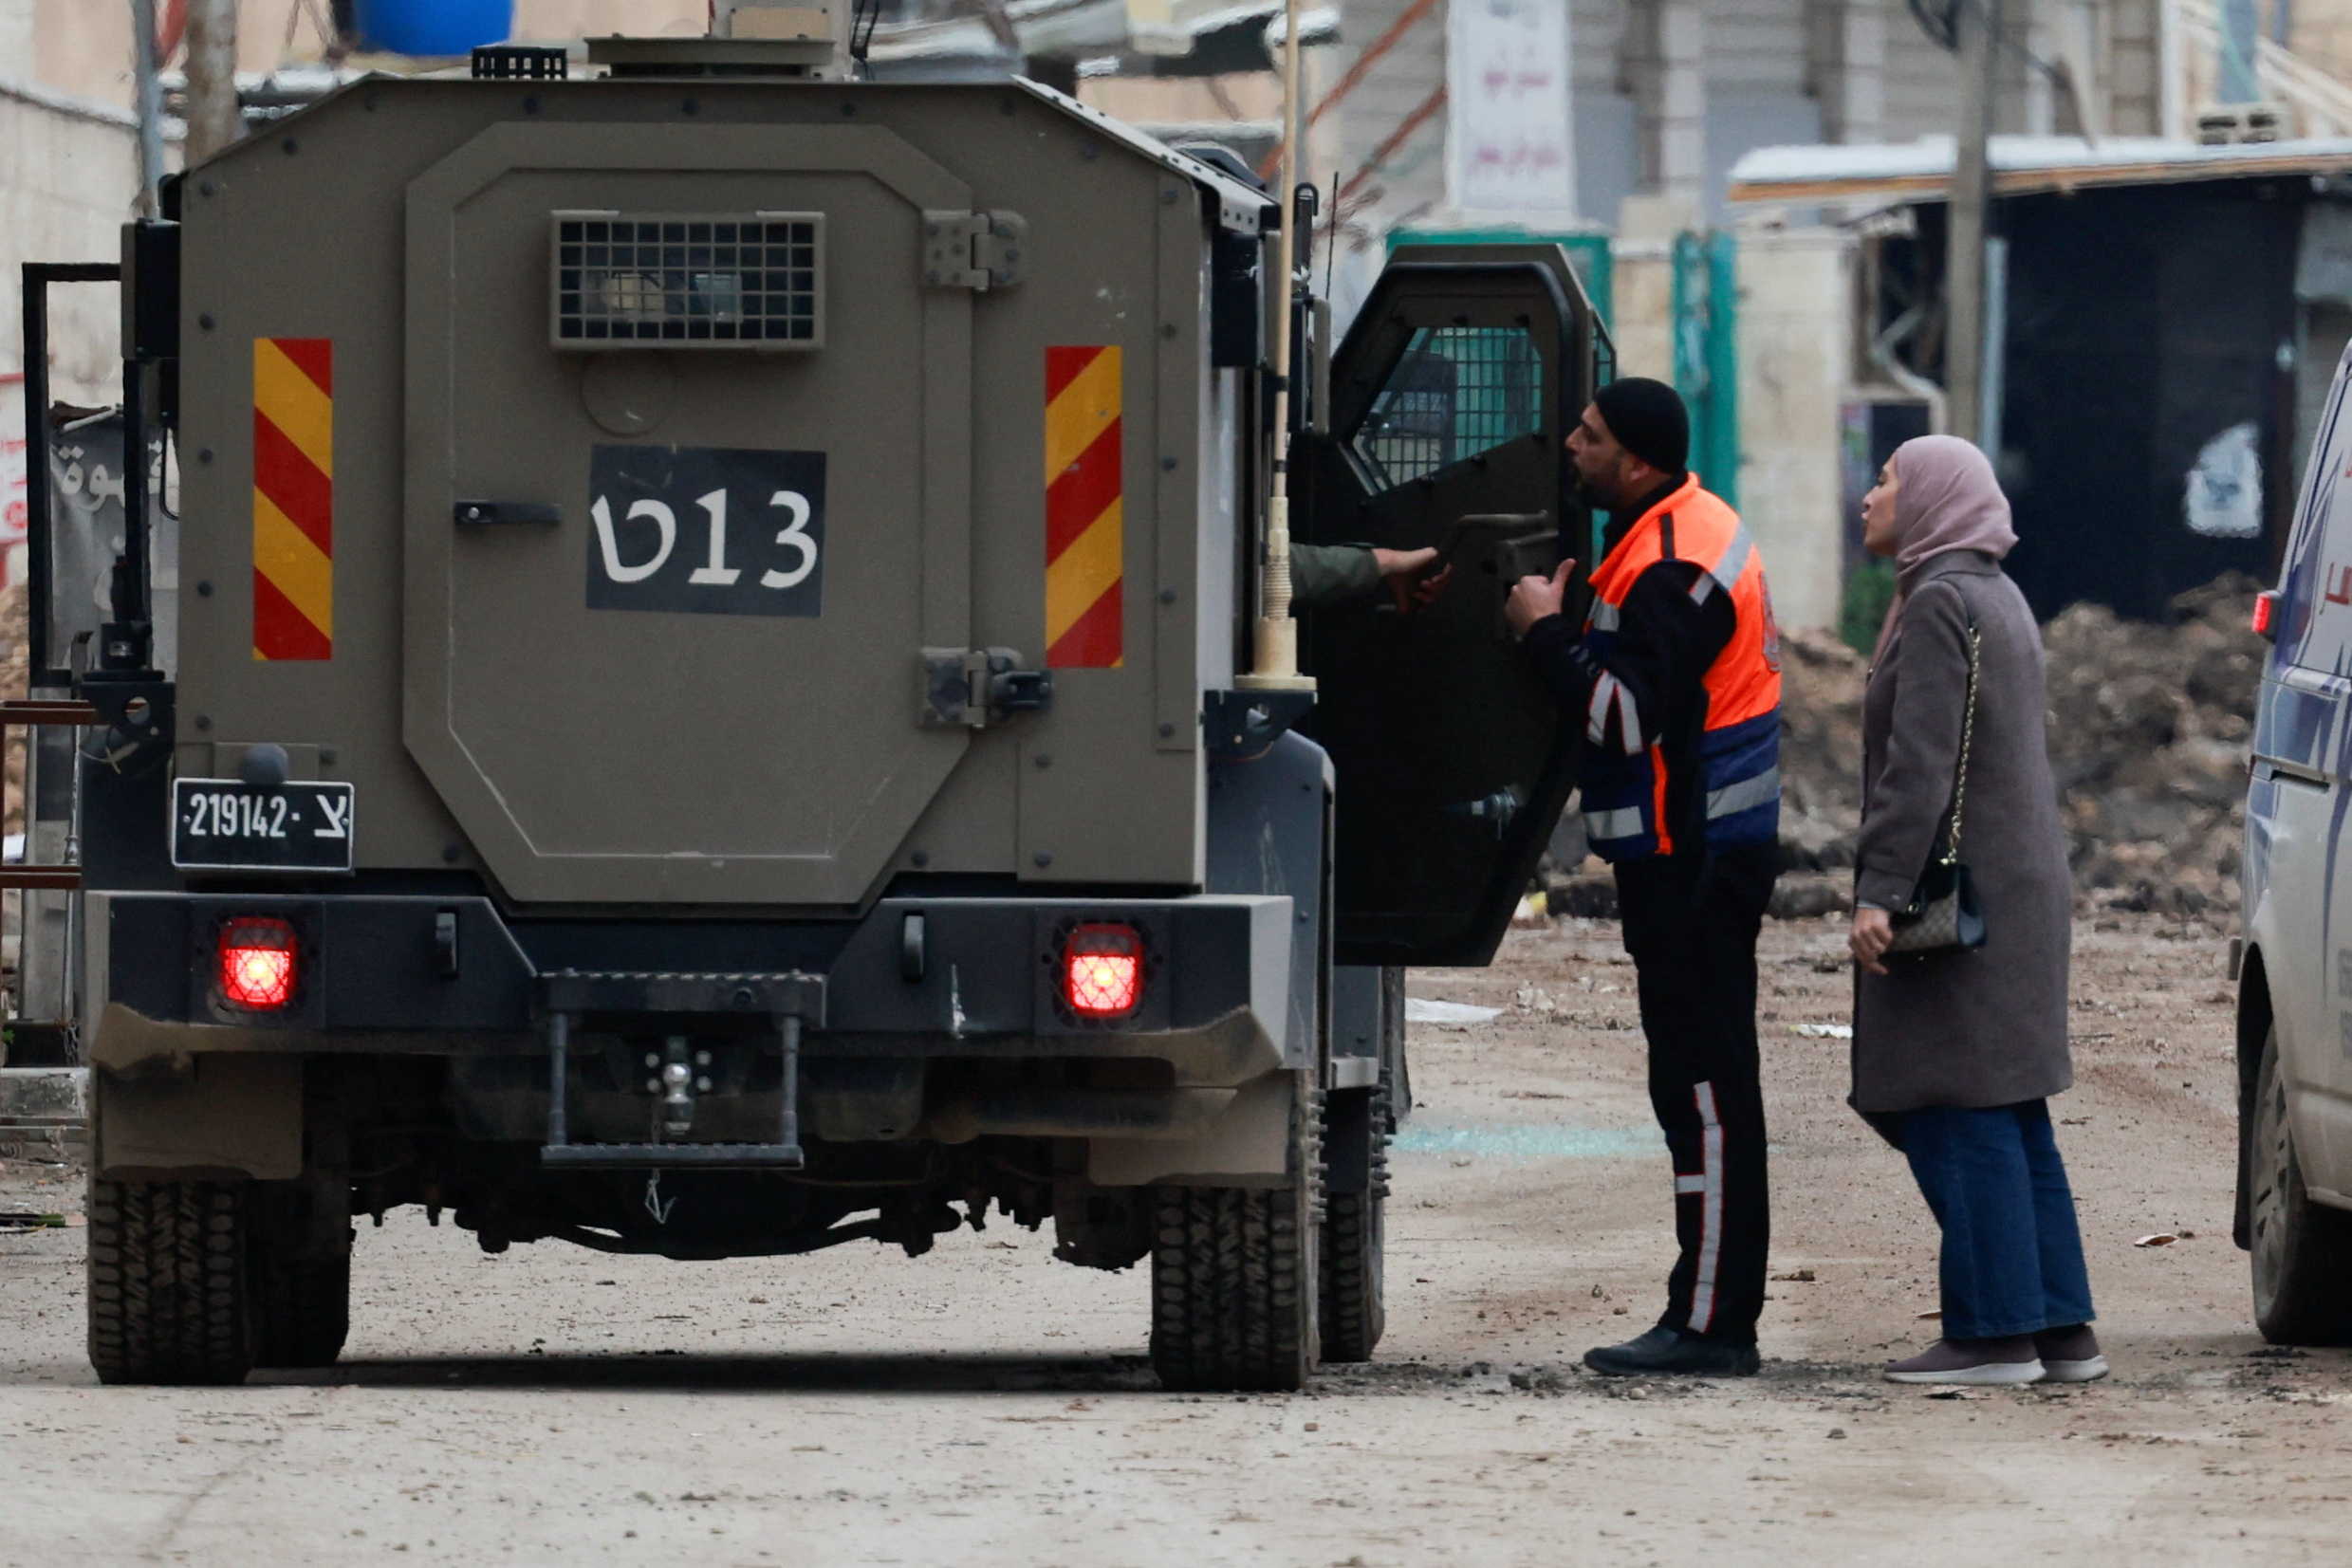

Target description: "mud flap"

left=95, top=1053, right=303, bottom=1180
left=1087, top=1069, right=1296, bottom=1187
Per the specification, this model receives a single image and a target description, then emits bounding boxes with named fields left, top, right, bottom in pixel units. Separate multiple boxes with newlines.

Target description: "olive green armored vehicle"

left=16, top=14, right=1602, bottom=1391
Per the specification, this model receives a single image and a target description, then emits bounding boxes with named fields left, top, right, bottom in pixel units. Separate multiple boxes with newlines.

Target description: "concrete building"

left=0, top=14, right=140, bottom=593
left=11, top=0, right=2352, bottom=637
left=4, top=2, right=724, bottom=111
left=1310, top=0, right=2352, bottom=634
left=1327, top=0, right=2180, bottom=237
left=1735, top=137, right=2352, bottom=620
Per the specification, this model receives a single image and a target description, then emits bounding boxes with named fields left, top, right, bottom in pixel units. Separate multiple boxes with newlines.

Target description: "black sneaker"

left=1583, top=1325, right=1760, bottom=1377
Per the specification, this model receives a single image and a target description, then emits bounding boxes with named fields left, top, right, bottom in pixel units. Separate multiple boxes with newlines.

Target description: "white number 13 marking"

left=761, top=490, right=818, bottom=590
left=687, top=489, right=739, bottom=585
left=591, top=488, right=816, bottom=590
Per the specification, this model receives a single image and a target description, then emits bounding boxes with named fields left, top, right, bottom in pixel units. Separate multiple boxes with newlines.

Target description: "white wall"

left=0, top=0, right=32, bottom=82
left=2, top=80, right=137, bottom=588
left=1736, top=226, right=1854, bottom=634
left=1572, top=0, right=1637, bottom=226
left=0, top=83, right=130, bottom=393
left=1333, top=0, right=1452, bottom=231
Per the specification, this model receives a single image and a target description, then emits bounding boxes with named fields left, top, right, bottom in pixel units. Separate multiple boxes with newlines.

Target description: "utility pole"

left=128, top=0, right=166, bottom=217
left=1945, top=0, right=2000, bottom=444
left=183, top=0, right=241, bottom=164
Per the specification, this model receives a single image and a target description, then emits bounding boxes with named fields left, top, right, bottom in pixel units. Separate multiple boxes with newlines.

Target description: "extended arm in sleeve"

left=1520, top=561, right=1734, bottom=755
left=1287, top=543, right=1384, bottom=608
left=1853, top=582, right=1974, bottom=913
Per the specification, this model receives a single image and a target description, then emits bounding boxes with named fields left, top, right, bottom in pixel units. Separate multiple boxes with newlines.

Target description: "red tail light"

left=2252, top=588, right=2280, bottom=641
left=1064, top=923, right=1143, bottom=1018
left=219, top=917, right=298, bottom=1009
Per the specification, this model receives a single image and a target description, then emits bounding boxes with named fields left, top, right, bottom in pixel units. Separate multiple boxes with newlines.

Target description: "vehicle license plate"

left=171, top=779, right=356, bottom=872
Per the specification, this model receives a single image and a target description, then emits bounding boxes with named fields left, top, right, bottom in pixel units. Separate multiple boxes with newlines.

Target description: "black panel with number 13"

left=586, top=444, right=826, bottom=617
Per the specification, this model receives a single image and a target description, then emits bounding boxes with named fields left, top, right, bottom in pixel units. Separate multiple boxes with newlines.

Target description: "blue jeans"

left=1900, top=1100, right=2096, bottom=1340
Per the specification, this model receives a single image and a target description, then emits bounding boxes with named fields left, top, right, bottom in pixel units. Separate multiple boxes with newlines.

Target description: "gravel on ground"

left=1, top=911, right=2342, bottom=1566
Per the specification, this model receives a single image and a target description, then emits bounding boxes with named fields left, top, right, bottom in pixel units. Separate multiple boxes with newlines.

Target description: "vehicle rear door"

left=400, top=123, right=978, bottom=907
left=1293, top=246, right=1603, bottom=966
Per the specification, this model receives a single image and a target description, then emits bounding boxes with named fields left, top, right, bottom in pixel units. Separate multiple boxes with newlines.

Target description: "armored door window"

left=1347, top=325, right=1543, bottom=491
left=553, top=212, right=824, bottom=348
left=1291, top=252, right=1600, bottom=966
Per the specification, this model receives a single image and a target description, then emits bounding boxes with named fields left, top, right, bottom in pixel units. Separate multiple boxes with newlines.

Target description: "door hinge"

left=919, top=648, right=1052, bottom=728
left=921, top=210, right=1028, bottom=291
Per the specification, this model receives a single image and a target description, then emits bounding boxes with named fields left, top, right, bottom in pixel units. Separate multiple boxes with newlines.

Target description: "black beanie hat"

left=1591, top=378, right=1690, bottom=475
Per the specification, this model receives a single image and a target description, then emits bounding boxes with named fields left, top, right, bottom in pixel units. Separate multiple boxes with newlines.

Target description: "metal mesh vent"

left=552, top=212, right=823, bottom=349
left=1348, top=325, right=1543, bottom=490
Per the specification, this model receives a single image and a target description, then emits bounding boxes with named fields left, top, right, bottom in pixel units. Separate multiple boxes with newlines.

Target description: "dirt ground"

left=4, top=910, right=2348, bottom=1566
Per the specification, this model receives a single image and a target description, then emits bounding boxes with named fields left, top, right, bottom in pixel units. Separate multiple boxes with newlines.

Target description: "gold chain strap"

left=1937, top=622, right=1982, bottom=868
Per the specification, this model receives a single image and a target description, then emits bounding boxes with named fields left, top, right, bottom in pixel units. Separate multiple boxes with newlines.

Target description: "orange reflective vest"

left=1578, top=475, right=1782, bottom=860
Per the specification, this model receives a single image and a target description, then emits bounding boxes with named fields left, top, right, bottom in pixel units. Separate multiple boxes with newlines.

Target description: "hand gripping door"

left=1293, top=249, right=1602, bottom=965
left=402, top=124, right=976, bottom=905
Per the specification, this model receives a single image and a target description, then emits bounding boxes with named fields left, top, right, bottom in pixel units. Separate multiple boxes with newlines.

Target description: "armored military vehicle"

left=15, top=14, right=1601, bottom=1391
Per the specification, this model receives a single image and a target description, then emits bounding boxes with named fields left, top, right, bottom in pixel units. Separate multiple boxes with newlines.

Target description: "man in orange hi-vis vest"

left=1507, top=378, right=1783, bottom=1379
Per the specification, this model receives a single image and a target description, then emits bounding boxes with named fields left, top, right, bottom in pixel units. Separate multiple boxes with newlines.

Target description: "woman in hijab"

left=1847, top=435, right=2101, bottom=1386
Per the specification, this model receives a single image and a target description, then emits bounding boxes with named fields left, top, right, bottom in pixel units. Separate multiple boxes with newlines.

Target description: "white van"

left=2240, top=359, right=2352, bottom=1342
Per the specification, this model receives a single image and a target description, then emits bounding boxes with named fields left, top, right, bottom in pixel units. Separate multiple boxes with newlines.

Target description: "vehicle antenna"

left=1324, top=170, right=1339, bottom=301
left=1237, top=0, right=1316, bottom=693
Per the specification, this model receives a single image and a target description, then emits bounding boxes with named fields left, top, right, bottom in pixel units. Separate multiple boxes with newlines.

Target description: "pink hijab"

left=1873, top=434, right=2017, bottom=661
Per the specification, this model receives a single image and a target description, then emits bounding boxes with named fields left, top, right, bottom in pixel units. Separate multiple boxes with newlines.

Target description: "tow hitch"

left=539, top=969, right=825, bottom=1169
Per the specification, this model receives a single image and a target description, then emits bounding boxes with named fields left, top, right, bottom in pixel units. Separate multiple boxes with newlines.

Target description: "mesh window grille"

left=553, top=212, right=823, bottom=348
left=1349, top=326, right=1543, bottom=489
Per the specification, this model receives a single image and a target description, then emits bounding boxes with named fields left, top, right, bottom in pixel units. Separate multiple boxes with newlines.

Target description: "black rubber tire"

left=1317, top=1192, right=1383, bottom=1363
left=86, top=1178, right=253, bottom=1386
left=1149, top=1187, right=1317, bottom=1391
left=1319, top=1083, right=1389, bottom=1363
left=2250, top=1026, right=2352, bottom=1345
left=1149, top=1077, right=1320, bottom=1392
left=246, top=1183, right=353, bottom=1370
left=250, top=1250, right=351, bottom=1370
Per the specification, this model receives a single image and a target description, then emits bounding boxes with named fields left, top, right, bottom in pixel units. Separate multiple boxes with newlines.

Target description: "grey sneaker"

left=2034, top=1325, right=2109, bottom=1383
left=1884, top=1336, right=2045, bottom=1385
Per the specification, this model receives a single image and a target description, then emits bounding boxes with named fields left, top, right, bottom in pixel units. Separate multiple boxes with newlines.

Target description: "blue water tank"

left=352, top=0, right=512, bottom=56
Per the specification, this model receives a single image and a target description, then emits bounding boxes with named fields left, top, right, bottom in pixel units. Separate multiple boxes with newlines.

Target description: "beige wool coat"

left=1851, top=551, right=2074, bottom=1114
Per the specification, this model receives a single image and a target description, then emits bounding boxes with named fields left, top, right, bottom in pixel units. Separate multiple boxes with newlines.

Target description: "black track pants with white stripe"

left=1615, top=845, right=1777, bottom=1343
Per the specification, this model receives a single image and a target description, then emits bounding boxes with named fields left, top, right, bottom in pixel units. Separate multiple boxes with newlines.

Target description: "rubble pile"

left=2041, top=574, right=2262, bottom=915
left=1774, top=573, right=2265, bottom=916
left=1772, top=629, right=1866, bottom=878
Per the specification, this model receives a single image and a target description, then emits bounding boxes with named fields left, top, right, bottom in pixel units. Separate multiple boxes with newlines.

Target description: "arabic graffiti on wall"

left=1, top=380, right=25, bottom=590
left=2185, top=420, right=2264, bottom=540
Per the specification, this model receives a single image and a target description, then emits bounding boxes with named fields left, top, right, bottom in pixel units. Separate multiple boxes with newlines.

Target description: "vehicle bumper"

left=88, top=889, right=1303, bottom=1083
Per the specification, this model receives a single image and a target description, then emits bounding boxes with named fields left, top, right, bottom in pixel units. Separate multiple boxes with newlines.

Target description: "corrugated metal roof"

left=1728, top=134, right=2352, bottom=204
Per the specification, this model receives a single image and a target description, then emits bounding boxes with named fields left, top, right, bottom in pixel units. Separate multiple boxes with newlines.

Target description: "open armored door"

left=1295, top=247, right=1603, bottom=966
left=401, top=124, right=978, bottom=906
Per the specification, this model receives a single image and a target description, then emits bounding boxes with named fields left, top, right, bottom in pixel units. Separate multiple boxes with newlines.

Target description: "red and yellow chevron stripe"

left=252, top=337, right=332, bottom=660
left=1044, top=344, right=1122, bottom=669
